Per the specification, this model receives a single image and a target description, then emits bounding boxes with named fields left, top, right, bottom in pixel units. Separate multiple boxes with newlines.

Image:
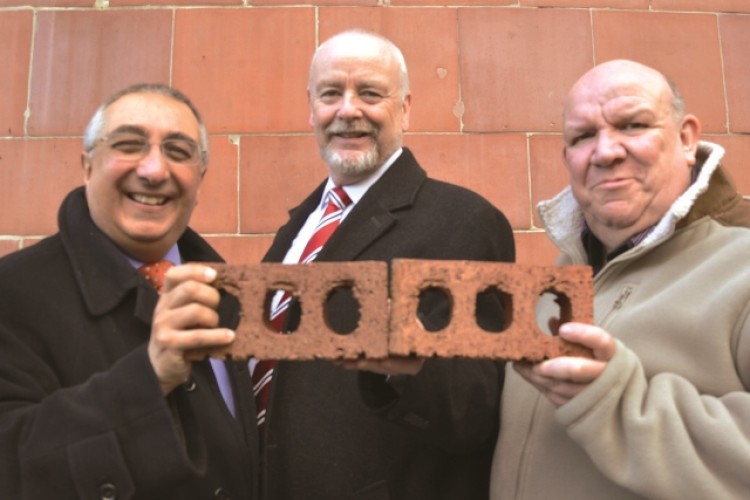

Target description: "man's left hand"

left=514, top=322, right=616, bottom=407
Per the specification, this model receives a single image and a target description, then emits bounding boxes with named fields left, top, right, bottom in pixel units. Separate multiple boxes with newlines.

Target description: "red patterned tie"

left=252, top=186, right=352, bottom=427
left=138, top=260, right=174, bottom=293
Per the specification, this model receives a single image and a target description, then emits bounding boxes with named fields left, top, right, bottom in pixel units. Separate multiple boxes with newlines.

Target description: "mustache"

left=325, top=121, right=377, bottom=137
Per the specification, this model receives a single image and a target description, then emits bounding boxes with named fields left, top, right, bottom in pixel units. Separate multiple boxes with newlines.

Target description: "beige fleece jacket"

left=491, top=142, right=750, bottom=499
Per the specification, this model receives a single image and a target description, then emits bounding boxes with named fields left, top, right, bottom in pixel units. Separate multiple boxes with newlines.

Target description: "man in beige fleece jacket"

left=491, top=59, right=750, bottom=499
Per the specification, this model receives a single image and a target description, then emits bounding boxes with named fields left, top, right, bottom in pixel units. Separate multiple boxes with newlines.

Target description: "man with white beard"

left=252, top=29, right=516, bottom=500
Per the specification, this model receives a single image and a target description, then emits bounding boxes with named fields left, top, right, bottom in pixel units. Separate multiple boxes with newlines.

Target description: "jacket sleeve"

left=0, top=338, right=206, bottom=500
left=557, top=336, right=750, bottom=499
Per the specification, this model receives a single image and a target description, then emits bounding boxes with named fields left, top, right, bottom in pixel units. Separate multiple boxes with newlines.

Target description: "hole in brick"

left=324, top=284, right=360, bottom=335
left=417, top=286, right=453, bottom=332
left=535, top=289, right=573, bottom=335
left=264, top=288, right=301, bottom=333
left=475, top=287, right=511, bottom=332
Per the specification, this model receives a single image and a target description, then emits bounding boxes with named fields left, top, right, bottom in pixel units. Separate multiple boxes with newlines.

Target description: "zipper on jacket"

left=599, top=286, right=633, bottom=327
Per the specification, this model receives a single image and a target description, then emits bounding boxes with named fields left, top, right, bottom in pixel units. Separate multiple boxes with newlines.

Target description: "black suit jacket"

left=261, top=148, right=515, bottom=500
left=0, top=187, right=258, bottom=500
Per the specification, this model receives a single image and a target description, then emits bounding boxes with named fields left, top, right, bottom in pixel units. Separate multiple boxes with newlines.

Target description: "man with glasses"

left=0, top=84, right=257, bottom=499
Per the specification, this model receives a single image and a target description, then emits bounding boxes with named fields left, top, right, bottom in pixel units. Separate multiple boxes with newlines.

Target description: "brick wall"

left=1, top=0, right=748, bottom=265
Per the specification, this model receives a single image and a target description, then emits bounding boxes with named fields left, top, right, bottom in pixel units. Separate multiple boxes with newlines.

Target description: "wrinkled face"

left=308, top=35, right=411, bottom=185
left=82, top=92, right=206, bottom=262
left=562, top=61, right=698, bottom=248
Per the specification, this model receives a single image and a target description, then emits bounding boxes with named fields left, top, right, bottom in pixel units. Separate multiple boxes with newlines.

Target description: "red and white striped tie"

left=252, top=186, right=352, bottom=427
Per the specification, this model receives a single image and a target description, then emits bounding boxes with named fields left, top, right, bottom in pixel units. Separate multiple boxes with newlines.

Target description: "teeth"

left=131, top=194, right=167, bottom=206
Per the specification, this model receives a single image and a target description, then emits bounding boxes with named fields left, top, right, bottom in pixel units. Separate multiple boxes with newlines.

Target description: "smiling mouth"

left=130, top=193, right=168, bottom=206
left=332, top=131, right=371, bottom=140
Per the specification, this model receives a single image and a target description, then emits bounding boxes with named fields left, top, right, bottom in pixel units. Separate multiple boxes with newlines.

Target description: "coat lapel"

left=262, top=148, right=427, bottom=263
left=263, top=182, right=327, bottom=262
left=316, top=148, right=426, bottom=262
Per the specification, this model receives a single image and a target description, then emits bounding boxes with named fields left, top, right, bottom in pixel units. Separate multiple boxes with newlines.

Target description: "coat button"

left=99, top=483, right=117, bottom=500
left=182, top=376, right=197, bottom=392
left=213, top=487, right=230, bottom=499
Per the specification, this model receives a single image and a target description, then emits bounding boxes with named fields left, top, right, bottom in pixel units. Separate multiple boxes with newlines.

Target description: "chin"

left=122, top=221, right=177, bottom=243
left=324, top=149, right=380, bottom=178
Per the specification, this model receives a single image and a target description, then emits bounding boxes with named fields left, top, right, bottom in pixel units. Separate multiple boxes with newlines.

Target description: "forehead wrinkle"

left=601, top=96, right=659, bottom=121
left=106, top=125, right=198, bottom=145
left=565, top=79, right=669, bottom=129
left=311, top=37, right=403, bottom=93
left=103, top=93, right=200, bottom=142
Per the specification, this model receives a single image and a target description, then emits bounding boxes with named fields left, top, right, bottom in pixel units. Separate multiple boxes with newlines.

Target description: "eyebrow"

left=107, top=125, right=197, bottom=143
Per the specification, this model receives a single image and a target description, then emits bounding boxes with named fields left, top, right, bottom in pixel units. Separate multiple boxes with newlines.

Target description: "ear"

left=561, top=145, right=573, bottom=170
left=401, top=93, right=412, bottom=132
left=81, top=152, right=93, bottom=184
left=307, top=89, right=315, bottom=128
left=679, top=114, right=701, bottom=167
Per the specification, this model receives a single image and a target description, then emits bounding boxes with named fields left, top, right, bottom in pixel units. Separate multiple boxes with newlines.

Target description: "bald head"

left=564, top=60, right=684, bottom=127
left=309, top=30, right=410, bottom=101
left=560, top=59, right=701, bottom=251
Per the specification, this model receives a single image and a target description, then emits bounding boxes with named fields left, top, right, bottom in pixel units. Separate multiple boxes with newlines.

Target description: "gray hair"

left=82, top=83, right=210, bottom=167
left=666, top=77, right=686, bottom=123
left=309, top=29, right=411, bottom=102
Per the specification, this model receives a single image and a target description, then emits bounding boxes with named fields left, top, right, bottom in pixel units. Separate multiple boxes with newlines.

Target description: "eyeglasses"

left=97, top=132, right=203, bottom=167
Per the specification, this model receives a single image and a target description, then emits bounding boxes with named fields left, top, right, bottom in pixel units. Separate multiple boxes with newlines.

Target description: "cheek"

left=87, top=159, right=131, bottom=186
left=628, top=133, right=665, bottom=161
left=311, top=105, right=335, bottom=127
left=564, top=150, right=589, bottom=184
left=178, top=171, right=204, bottom=203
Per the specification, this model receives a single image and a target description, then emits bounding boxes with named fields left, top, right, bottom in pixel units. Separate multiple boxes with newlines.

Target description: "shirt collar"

left=581, top=165, right=701, bottom=274
left=125, top=244, right=181, bottom=269
left=581, top=222, right=655, bottom=275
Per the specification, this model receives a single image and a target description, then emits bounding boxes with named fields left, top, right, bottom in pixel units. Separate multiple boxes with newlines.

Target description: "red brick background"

left=1, top=1, right=748, bottom=264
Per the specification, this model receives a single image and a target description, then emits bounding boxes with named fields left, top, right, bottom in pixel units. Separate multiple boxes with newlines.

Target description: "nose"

left=591, top=129, right=626, bottom=168
left=136, top=144, right=170, bottom=183
left=336, top=92, right=363, bottom=120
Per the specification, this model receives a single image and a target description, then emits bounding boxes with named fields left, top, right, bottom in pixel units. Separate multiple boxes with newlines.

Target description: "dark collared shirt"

left=581, top=225, right=654, bottom=276
left=582, top=166, right=700, bottom=275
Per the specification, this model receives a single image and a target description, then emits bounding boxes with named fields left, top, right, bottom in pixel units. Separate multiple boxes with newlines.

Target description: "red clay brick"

left=208, top=260, right=592, bottom=362
left=211, top=261, right=390, bottom=360
left=389, top=260, right=592, bottom=361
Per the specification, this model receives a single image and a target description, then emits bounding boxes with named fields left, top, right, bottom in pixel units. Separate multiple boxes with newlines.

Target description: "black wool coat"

left=260, top=148, right=516, bottom=500
left=0, top=187, right=258, bottom=500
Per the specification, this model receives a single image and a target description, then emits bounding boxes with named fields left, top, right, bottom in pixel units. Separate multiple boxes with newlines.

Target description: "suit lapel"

left=263, top=148, right=427, bottom=263
left=318, top=148, right=427, bottom=262
left=263, top=182, right=327, bottom=262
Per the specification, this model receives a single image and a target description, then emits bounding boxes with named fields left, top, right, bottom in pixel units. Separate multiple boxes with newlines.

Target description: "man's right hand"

left=147, top=264, right=235, bottom=395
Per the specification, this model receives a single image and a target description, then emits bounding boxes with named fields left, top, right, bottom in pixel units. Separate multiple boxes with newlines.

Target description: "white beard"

left=323, top=145, right=380, bottom=179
